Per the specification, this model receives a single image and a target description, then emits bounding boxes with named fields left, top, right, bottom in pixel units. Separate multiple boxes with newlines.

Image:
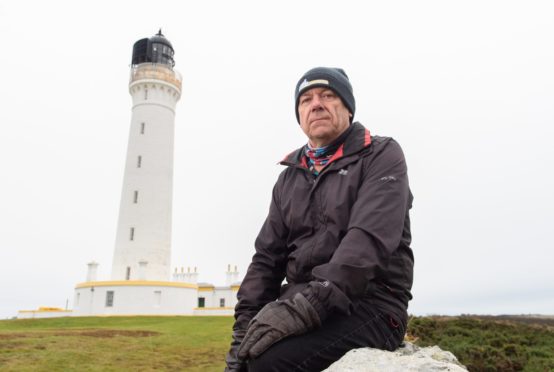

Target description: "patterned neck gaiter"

left=304, top=143, right=336, bottom=168
left=303, top=125, right=353, bottom=175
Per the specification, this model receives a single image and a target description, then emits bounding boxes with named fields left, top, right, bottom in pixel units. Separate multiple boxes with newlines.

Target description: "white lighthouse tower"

left=72, top=31, right=198, bottom=317
left=111, top=30, right=181, bottom=281
left=65, top=31, right=241, bottom=318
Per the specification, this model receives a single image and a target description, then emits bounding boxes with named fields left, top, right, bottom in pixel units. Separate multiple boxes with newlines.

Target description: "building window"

left=130, top=227, right=135, bottom=241
left=198, top=297, right=205, bottom=308
left=220, top=298, right=225, bottom=308
left=154, top=290, right=162, bottom=306
left=137, top=156, right=142, bottom=168
left=140, top=122, right=145, bottom=134
left=144, top=89, right=148, bottom=100
left=126, top=267, right=131, bottom=280
left=133, top=190, right=138, bottom=204
left=105, top=291, right=114, bottom=307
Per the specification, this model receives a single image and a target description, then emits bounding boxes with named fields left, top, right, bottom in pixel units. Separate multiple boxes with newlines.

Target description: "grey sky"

left=0, top=0, right=553, bottom=318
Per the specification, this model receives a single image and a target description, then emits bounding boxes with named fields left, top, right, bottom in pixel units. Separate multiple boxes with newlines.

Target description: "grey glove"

left=237, top=293, right=321, bottom=360
left=224, top=328, right=247, bottom=372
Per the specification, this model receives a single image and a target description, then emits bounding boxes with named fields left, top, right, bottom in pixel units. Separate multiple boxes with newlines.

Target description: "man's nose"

left=310, top=94, right=324, bottom=111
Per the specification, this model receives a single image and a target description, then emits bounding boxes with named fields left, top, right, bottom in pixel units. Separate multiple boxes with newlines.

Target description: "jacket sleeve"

left=233, top=175, right=289, bottom=330
left=302, top=139, right=412, bottom=321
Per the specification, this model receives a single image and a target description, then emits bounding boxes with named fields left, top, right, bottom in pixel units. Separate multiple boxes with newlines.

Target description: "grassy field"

left=0, top=316, right=234, bottom=371
left=408, top=315, right=554, bottom=372
left=1, top=315, right=553, bottom=371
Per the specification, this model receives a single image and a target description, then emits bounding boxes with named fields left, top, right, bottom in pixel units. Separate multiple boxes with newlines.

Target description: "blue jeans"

left=247, top=299, right=405, bottom=372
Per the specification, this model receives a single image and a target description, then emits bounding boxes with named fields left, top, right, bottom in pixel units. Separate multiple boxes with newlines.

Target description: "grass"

left=0, top=316, right=234, bottom=371
left=1, top=315, right=553, bottom=371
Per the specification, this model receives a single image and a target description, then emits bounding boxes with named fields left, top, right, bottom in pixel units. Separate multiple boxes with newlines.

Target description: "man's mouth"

left=310, top=117, right=330, bottom=125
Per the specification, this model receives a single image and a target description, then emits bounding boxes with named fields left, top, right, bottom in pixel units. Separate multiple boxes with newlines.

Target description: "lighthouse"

left=72, top=31, right=198, bottom=316
left=111, top=30, right=181, bottom=281
left=65, top=31, right=240, bottom=318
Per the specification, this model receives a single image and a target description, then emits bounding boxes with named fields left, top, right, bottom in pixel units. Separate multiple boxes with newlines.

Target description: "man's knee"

left=246, top=347, right=282, bottom=372
left=246, top=337, right=303, bottom=372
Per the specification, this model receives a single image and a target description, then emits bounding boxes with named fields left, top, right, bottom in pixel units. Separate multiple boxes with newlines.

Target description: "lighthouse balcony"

left=129, top=63, right=182, bottom=90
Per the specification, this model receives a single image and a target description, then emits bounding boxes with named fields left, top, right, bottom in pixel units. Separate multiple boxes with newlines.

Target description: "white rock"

left=323, top=342, right=467, bottom=372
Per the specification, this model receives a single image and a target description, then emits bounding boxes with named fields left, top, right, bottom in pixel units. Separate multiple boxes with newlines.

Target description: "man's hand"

left=237, top=293, right=321, bottom=360
left=224, top=329, right=247, bottom=372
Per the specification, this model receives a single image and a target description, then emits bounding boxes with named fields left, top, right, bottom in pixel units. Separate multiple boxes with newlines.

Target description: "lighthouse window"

left=198, top=297, right=205, bottom=308
left=125, top=267, right=131, bottom=280
left=137, top=156, right=142, bottom=168
left=220, top=298, right=225, bottom=308
left=105, top=291, right=114, bottom=307
left=140, top=122, right=145, bottom=134
left=154, top=290, right=162, bottom=306
left=133, top=190, right=138, bottom=204
left=144, top=89, right=148, bottom=100
left=130, top=227, right=135, bottom=241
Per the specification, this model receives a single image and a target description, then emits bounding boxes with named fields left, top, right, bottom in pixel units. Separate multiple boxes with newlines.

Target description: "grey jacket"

left=234, top=122, right=414, bottom=331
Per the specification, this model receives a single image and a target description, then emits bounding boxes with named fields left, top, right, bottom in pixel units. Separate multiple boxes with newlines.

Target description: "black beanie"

left=295, top=67, right=355, bottom=123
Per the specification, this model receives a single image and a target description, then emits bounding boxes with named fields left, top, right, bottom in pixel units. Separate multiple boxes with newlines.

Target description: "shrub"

left=407, top=315, right=554, bottom=372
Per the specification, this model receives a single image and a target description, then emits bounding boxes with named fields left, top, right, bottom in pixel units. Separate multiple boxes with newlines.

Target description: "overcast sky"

left=0, top=1, right=553, bottom=319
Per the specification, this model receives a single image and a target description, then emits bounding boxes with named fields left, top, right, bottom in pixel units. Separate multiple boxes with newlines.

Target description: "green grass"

left=1, top=315, right=553, bottom=371
left=0, top=316, right=234, bottom=371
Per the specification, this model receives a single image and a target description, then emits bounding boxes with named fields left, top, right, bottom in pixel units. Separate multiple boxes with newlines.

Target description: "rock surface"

left=323, top=342, right=467, bottom=372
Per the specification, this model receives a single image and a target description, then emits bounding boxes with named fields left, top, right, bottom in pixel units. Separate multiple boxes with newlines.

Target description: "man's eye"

left=322, top=93, right=335, bottom=100
left=300, top=97, right=311, bottom=105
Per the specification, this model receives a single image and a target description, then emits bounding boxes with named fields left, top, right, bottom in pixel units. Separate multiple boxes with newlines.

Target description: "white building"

left=18, top=31, right=240, bottom=319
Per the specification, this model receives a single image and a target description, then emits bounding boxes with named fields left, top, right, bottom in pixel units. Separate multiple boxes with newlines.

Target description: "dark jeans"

left=247, top=299, right=405, bottom=372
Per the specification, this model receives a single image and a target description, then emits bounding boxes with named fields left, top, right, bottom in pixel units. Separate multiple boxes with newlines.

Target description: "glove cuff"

left=292, top=292, right=322, bottom=330
left=302, top=279, right=352, bottom=322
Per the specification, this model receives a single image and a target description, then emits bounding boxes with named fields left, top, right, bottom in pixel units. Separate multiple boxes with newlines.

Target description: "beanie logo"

left=298, top=78, right=329, bottom=92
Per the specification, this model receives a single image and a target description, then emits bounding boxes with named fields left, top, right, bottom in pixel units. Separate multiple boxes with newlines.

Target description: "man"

left=225, top=67, right=414, bottom=371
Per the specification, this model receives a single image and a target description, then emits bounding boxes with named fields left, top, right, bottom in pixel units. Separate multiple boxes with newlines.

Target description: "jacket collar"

left=280, top=122, right=371, bottom=168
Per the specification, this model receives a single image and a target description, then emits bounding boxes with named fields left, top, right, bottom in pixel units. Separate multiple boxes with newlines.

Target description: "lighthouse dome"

left=150, top=30, right=173, bottom=49
left=131, top=29, right=175, bottom=68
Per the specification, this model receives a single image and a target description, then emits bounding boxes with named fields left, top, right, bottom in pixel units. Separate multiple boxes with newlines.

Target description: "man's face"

left=298, top=87, right=351, bottom=147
